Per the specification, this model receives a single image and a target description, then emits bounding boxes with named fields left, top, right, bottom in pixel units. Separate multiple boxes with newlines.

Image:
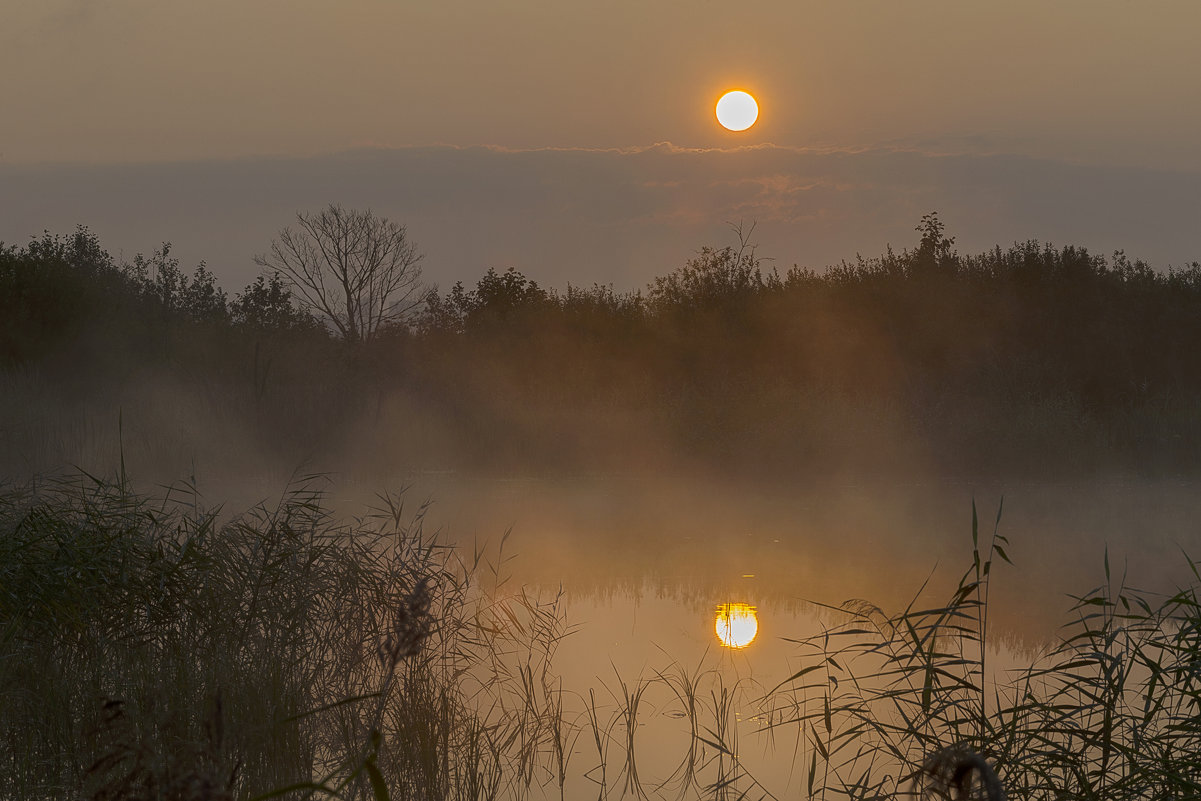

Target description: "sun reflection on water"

left=715, top=602, right=759, bottom=648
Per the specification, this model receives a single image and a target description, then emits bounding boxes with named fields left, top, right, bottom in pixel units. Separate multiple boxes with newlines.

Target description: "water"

left=384, top=472, right=1201, bottom=637
left=331, top=471, right=1201, bottom=798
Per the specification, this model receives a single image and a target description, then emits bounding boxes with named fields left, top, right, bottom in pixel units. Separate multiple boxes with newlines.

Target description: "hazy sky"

left=3, top=1, right=1200, bottom=288
left=5, top=0, right=1201, bottom=166
left=5, top=146, right=1201, bottom=293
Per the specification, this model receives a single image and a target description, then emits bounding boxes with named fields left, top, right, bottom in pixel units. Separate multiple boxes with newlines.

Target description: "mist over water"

left=11, top=370, right=1197, bottom=672
left=350, top=469, right=1201, bottom=797
left=7, top=224, right=1201, bottom=799
left=6, top=394, right=1196, bottom=644
left=10, top=0, right=1201, bottom=792
left=364, top=472, right=1196, bottom=639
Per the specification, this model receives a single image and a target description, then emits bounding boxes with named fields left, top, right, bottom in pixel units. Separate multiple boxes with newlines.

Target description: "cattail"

left=378, top=576, right=434, bottom=667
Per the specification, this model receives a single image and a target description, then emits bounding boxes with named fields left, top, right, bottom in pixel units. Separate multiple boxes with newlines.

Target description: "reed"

left=0, top=472, right=572, bottom=801
left=5, top=476, right=1201, bottom=801
left=744, top=501, right=1201, bottom=800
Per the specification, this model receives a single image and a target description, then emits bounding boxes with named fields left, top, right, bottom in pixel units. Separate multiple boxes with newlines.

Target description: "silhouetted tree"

left=13, top=215, right=1201, bottom=476
left=0, top=227, right=129, bottom=363
left=232, top=273, right=317, bottom=332
left=255, top=204, right=427, bottom=343
left=561, top=282, right=643, bottom=321
left=420, top=282, right=472, bottom=335
left=421, top=267, right=549, bottom=334
left=648, top=228, right=771, bottom=311
left=910, top=212, right=958, bottom=278
left=469, top=267, right=549, bottom=323
left=125, top=243, right=229, bottom=323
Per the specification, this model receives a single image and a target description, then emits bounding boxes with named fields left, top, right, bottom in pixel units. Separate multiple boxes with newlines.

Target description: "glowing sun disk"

left=715, top=603, right=759, bottom=648
left=716, top=91, right=759, bottom=132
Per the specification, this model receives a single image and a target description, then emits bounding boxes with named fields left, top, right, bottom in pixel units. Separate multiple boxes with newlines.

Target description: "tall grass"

left=751, top=501, right=1201, bottom=800
left=0, top=472, right=571, bottom=801
left=560, top=499, right=1201, bottom=801
left=5, top=477, right=1201, bottom=801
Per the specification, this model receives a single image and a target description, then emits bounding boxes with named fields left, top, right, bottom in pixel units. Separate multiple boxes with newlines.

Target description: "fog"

left=5, top=358, right=1197, bottom=646
left=7, top=219, right=1201, bottom=799
left=11, top=0, right=1201, bottom=793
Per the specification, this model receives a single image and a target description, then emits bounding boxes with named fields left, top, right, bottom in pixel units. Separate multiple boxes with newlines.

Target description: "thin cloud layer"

left=2, top=145, right=1199, bottom=294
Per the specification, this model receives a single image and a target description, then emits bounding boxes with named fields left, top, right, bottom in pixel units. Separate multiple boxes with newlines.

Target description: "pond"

left=329, top=471, right=1201, bottom=798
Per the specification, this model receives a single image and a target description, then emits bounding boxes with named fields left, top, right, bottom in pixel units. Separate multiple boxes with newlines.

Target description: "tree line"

left=5, top=207, right=1201, bottom=477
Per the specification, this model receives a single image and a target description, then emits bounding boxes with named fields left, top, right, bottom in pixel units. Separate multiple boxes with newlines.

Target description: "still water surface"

left=336, top=472, right=1201, bottom=798
left=386, top=472, right=1201, bottom=636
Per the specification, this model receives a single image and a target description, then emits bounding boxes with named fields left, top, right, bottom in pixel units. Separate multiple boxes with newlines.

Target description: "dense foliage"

left=5, top=217, right=1201, bottom=478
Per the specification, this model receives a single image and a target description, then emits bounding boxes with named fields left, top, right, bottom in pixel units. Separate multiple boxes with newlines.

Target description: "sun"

left=715, top=91, right=759, bottom=132
left=715, top=602, right=759, bottom=648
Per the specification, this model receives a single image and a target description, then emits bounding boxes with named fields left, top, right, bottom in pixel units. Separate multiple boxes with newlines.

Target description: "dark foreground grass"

left=752, top=503, right=1201, bottom=800
left=0, top=472, right=571, bottom=801
left=3, top=477, right=1201, bottom=801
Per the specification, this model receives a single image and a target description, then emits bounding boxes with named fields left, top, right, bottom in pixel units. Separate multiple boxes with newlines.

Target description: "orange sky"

left=4, top=0, right=1201, bottom=170
left=4, top=1, right=1201, bottom=289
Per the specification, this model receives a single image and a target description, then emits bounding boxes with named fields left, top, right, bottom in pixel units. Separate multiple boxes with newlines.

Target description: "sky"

left=3, top=0, right=1200, bottom=290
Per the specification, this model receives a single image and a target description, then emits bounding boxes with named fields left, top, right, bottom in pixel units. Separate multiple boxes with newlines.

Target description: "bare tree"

left=255, top=204, right=427, bottom=343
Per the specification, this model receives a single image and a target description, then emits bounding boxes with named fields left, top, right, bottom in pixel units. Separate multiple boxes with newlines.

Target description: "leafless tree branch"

left=254, top=204, right=427, bottom=343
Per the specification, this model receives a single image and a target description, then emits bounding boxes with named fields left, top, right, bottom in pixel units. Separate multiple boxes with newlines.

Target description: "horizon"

left=8, top=2, right=1201, bottom=292
left=8, top=4, right=1201, bottom=798
left=5, top=142, right=1200, bottom=295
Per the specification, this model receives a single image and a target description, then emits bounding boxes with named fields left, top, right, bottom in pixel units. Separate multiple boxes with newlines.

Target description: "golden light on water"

left=715, top=602, right=759, bottom=648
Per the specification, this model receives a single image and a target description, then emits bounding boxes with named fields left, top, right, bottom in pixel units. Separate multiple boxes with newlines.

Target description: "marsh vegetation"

left=4, top=216, right=1201, bottom=799
left=0, top=473, right=576, bottom=801
left=3, top=478, right=1201, bottom=800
